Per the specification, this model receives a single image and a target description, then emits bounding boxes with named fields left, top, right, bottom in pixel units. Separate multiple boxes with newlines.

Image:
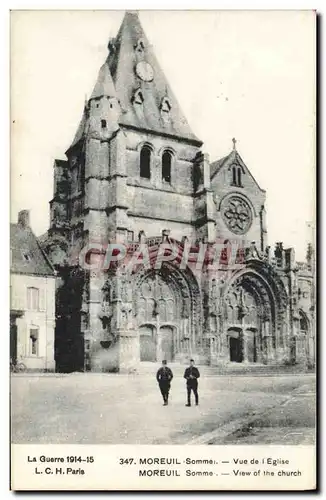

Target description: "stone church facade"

left=43, top=12, right=315, bottom=373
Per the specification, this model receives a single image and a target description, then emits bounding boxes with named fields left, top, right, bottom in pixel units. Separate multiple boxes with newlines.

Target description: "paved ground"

left=11, top=372, right=316, bottom=445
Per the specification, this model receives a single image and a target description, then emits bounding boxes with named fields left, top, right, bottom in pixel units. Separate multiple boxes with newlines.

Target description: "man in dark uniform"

left=184, top=359, right=200, bottom=406
left=156, top=360, right=173, bottom=405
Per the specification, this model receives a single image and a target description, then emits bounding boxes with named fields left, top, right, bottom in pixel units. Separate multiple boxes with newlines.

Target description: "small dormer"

left=132, top=88, right=144, bottom=105
left=134, top=38, right=145, bottom=54
left=160, top=96, right=171, bottom=114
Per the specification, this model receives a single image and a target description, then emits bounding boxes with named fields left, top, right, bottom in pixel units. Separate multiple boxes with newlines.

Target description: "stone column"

left=219, top=319, right=230, bottom=363
left=261, top=320, right=271, bottom=364
left=209, top=333, right=219, bottom=366
left=265, top=336, right=274, bottom=364
left=255, top=328, right=263, bottom=364
left=114, top=270, right=139, bottom=373
left=118, top=330, right=139, bottom=373
left=242, top=331, right=249, bottom=363
left=181, top=318, right=191, bottom=362
left=156, top=316, right=162, bottom=362
left=89, top=271, right=107, bottom=372
left=241, top=314, right=249, bottom=363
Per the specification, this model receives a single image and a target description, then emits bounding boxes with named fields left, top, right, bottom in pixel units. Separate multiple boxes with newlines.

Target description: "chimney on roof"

left=18, top=210, right=30, bottom=228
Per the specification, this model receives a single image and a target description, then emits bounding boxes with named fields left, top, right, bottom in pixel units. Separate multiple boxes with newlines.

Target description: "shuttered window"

left=27, top=287, right=39, bottom=311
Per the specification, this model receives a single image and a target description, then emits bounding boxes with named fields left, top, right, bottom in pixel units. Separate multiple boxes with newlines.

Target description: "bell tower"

left=46, top=11, right=206, bottom=373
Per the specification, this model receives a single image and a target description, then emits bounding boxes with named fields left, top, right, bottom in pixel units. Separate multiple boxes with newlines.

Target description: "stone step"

left=137, top=362, right=312, bottom=377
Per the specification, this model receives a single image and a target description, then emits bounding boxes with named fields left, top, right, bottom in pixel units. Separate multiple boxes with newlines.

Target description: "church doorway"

left=139, top=325, right=156, bottom=362
left=224, top=271, right=277, bottom=364
left=135, top=270, right=182, bottom=363
left=228, top=328, right=243, bottom=362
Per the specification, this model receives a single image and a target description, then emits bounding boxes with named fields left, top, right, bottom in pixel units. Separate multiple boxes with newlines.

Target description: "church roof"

left=70, top=107, right=87, bottom=150
left=210, top=154, right=230, bottom=178
left=10, top=223, right=55, bottom=277
left=109, top=12, right=201, bottom=143
left=67, top=11, right=201, bottom=151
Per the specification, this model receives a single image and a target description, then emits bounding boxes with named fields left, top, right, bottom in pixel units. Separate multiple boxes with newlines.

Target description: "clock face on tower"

left=221, top=195, right=252, bottom=235
left=135, top=61, right=154, bottom=82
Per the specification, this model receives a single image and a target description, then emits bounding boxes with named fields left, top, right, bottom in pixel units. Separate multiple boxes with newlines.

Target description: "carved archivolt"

left=224, top=276, right=268, bottom=326
left=99, top=261, right=202, bottom=343
left=134, top=262, right=202, bottom=342
left=219, top=261, right=289, bottom=345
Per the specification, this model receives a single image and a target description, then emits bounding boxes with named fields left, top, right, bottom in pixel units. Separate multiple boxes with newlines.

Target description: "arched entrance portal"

left=134, top=264, right=199, bottom=363
left=136, top=272, right=177, bottom=362
left=224, top=271, right=276, bottom=364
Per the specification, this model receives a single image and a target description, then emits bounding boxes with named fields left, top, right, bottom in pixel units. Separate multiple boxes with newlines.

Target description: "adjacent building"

left=42, top=12, right=315, bottom=373
left=10, top=210, right=56, bottom=371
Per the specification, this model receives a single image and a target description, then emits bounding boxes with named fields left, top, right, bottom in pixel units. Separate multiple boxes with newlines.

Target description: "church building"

left=43, top=12, right=315, bottom=373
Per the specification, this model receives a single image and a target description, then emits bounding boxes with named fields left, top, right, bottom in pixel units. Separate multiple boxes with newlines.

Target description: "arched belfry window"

left=231, top=165, right=244, bottom=187
left=162, top=150, right=172, bottom=183
left=237, top=167, right=242, bottom=187
left=140, top=145, right=151, bottom=179
left=232, top=166, right=237, bottom=185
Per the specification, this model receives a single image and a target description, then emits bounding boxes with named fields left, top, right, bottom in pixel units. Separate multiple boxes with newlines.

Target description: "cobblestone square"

left=11, top=372, right=315, bottom=445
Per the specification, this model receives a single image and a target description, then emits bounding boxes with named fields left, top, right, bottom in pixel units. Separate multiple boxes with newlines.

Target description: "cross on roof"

left=232, top=137, right=237, bottom=150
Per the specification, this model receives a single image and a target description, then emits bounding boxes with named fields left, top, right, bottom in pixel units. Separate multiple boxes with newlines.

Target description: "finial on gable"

left=232, top=137, right=237, bottom=151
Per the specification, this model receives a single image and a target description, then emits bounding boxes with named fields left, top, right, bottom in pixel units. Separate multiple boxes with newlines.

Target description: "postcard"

left=10, top=10, right=316, bottom=491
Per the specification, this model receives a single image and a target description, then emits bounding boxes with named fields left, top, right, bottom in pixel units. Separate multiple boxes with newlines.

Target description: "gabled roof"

left=67, top=11, right=202, bottom=151
left=210, top=154, right=230, bottom=178
left=10, top=223, right=55, bottom=277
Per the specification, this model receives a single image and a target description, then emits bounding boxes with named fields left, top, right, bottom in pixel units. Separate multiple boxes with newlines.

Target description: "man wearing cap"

left=156, top=360, right=173, bottom=406
left=184, top=359, right=200, bottom=406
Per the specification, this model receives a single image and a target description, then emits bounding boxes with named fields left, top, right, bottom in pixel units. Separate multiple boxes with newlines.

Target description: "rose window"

left=221, top=196, right=252, bottom=235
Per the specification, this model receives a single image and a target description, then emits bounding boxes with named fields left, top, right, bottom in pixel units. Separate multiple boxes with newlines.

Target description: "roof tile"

left=10, top=223, right=55, bottom=276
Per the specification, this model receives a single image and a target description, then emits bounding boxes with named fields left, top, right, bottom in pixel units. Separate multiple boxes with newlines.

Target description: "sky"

left=10, top=10, right=315, bottom=261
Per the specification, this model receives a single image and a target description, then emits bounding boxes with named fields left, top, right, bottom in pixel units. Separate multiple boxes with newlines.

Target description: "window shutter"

left=26, top=287, right=32, bottom=310
left=11, top=285, right=22, bottom=310
left=39, top=288, right=46, bottom=311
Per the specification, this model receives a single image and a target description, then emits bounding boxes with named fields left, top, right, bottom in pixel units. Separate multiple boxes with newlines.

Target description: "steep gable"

left=67, top=11, right=202, bottom=151
left=210, top=149, right=265, bottom=193
left=10, top=223, right=55, bottom=277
